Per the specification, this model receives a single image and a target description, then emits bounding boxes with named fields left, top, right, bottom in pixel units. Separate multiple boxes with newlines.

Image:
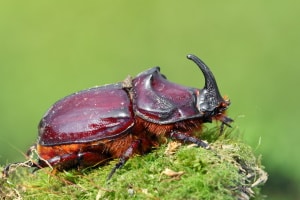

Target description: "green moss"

left=0, top=128, right=267, bottom=200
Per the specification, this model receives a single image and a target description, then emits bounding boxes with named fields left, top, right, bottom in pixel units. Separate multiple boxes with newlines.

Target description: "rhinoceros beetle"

left=3, top=54, right=232, bottom=180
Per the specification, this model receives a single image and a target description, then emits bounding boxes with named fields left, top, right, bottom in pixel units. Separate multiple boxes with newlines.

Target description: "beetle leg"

left=170, top=131, right=209, bottom=149
left=2, top=160, right=36, bottom=178
left=2, top=144, right=40, bottom=177
left=77, top=152, right=109, bottom=168
left=107, top=139, right=141, bottom=180
left=220, top=116, right=234, bottom=133
left=37, top=152, right=109, bottom=171
left=38, top=153, right=79, bottom=170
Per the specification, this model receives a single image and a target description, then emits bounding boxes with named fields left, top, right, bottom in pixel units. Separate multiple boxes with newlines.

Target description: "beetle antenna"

left=187, top=54, right=224, bottom=104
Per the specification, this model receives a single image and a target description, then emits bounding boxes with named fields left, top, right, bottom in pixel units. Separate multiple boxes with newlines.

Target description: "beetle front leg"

left=220, top=116, right=234, bottom=133
left=170, top=131, right=209, bottom=149
left=107, top=139, right=141, bottom=180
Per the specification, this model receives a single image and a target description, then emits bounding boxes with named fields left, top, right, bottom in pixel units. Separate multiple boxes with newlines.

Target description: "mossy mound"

left=0, top=128, right=267, bottom=200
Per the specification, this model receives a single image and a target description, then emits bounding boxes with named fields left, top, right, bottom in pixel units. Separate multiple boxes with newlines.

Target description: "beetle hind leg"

left=2, top=144, right=40, bottom=177
left=77, top=152, right=110, bottom=169
left=38, top=152, right=110, bottom=171
left=2, top=160, right=38, bottom=178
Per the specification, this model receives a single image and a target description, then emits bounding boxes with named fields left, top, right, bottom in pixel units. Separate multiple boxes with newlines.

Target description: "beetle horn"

left=187, top=54, right=224, bottom=103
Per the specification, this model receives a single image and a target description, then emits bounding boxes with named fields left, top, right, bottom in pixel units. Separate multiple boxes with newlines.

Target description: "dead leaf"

left=161, top=168, right=185, bottom=178
left=164, top=141, right=181, bottom=155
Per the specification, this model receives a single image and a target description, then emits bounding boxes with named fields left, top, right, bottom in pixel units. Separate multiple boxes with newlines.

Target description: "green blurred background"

left=0, top=1, right=299, bottom=199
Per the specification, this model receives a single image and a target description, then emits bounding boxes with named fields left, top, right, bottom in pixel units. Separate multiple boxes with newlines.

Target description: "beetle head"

left=187, top=54, right=230, bottom=118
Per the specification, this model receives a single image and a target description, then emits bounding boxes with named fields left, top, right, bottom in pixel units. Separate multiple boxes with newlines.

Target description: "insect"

left=3, top=54, right=232, bottom=180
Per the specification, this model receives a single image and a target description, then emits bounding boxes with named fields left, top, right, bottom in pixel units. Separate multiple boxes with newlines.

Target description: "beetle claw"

left=2, top=160, right=36, bottom=178
left=220, top=116, right=234, bottom=133
left=107, top=157, right=126, bottom=181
